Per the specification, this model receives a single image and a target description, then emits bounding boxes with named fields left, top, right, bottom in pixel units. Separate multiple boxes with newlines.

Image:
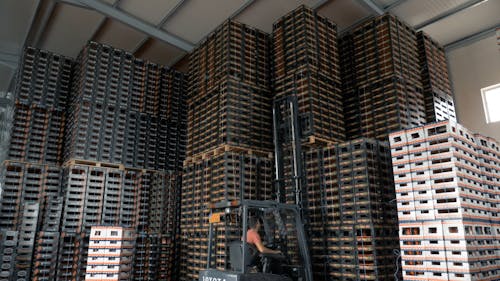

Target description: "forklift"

left=199, top=97, right=312, bottom=281
left=198, top=200, right=313, bottom=281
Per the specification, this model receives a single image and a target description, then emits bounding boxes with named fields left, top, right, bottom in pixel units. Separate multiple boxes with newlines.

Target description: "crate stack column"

left=340, top=14, right=427, bottom=141
left=57, top=41, right=187, bottom=281
left=302, top=139, right=400, bottom=281
left=389, top=121, right=500, bottom=280
left=416, top=31, right=457, bottom=123
left=271, top=5, right=346, bottom=279
left=271, top=5, right=345, bottom=207
left=180, top=20, right=275, bottom=281
left=272, top=5, right=344, bottom=143
left=271, top=7, right=405, bottom=281
left=84, top=226, right=136, bottom=281
left=0, top=47, right=71, bottom=281
left=32, top=195, right=64, bottom=280
left=336, top=14, right=431, bottom=281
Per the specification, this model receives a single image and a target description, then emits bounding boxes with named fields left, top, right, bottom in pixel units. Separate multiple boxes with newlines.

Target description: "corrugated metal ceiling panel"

left=39, top=3, right=105, bottom=57
left=0, top=0, right=38, bottom=54
left=161, top=0, right=246, bottom=43
left=373, top=0, right=400, bottom=7
left=317, top=0, right=373, bottom=31
left=0, top=66, right=14, bottom=91
left=421, top=0, right=500, bottom=45
left=2, top=0, right=497, bottom=69
left=136, top=38, right=185, bottom=66
left=118, top=0, right=183, bottom=25
left=391, top=0, right=471, bottom=27
left=94, top=19, right=147, bottom=52
left=235, top=0, right=318, bottom=33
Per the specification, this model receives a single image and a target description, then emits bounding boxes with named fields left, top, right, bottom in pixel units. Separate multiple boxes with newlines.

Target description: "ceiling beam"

left=444, top=25, right=498, bottom=51
left=3, top=0, right=47, bottom=67
left=3, top=0, right=48, bottom=90
left=342, top=0, right=414, bottom=33
left=89, top=19, right=108, bottom=41
left=170, top=52, right=188, bottom=69
left=167, top=0, right=256, bottom=66
left=21, top=0, right=46, bottom=48
left=414, top=0, right=488, bottom=30
left=63, top=0, right=194, bottom=51
left=132, top=0, right=189, bottom=55
left=383, top=0, right=409, bottom=11
left=156, top=0, right=257, bottom=65
left=229, top=0, right=255, bottom=19
left=199, top=0, right=256, bottom=42
left=356, top=0, right=384, bottom=15
left=29, top=0, right=58, bottom=47
left=89, top=0, right=122, bottom=41
left=313, top=0, right=330, bottom=10
left=58, top=0, right=92, bottom=10
left=339, top=15, right=375, bottom=34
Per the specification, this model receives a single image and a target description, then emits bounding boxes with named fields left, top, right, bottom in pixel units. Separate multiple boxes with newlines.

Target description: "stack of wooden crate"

left=0, top=47, right=72, bottom=281
left=58, top=41, right=187, bottom=281
left=0, top=42, right=188, bottom=281
left=271, top=5, right=346, bottom=217
left=65, top=41, right=187, bottom=172
left=416, top=31, right=456, bottom=123
left=272, top=8, right=402, bottom=281
left=302, top=139, right=399, bottom=281
left=272, top=5, right=345, bottom=143
left=8, top=47, right=72, bottom=166
left=186, top=20, right=273, bottom=157
left=340, top=14, right=426, bottom=141
left=180, top=20, right=275, bottom=280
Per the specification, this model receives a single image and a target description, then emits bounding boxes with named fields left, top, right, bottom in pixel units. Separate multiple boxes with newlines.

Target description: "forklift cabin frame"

left=206, top=200, right=313, bottom=281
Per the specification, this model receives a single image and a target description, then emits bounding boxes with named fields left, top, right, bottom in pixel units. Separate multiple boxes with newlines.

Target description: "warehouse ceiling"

left=1, top=0, right=499, bottom=92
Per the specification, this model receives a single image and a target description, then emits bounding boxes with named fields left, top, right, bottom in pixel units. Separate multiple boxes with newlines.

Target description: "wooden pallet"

left=63, top=158, right=125, bottom=170
left=184, top=144, right=273, bottom=165
left=302, top=135, right=337, bottom=147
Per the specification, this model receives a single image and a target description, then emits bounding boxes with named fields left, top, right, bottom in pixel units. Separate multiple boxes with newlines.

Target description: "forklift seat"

left=229, top=241, right=258, bottom=272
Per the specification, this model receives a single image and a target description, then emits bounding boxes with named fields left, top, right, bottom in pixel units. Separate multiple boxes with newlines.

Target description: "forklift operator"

left=247, top=217, right=281, bottom=255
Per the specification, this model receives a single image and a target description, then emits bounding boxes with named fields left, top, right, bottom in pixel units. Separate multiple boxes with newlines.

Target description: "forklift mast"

left=272, top=96, right=308, bottom=223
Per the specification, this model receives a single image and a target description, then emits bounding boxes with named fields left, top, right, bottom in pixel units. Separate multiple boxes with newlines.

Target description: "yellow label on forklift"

left=209, top=213, right=221, bottom=223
